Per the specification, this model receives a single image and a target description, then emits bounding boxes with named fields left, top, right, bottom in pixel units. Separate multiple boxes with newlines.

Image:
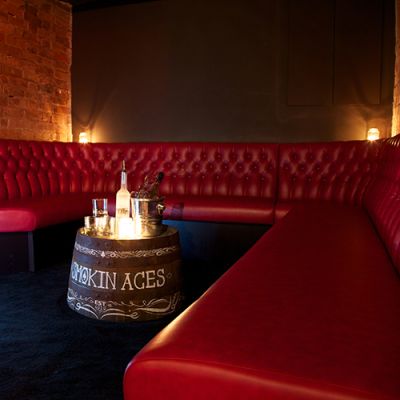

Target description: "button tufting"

left=230, top=153, right=238, bottom=161
left=251, top=163, right=259, bottom=171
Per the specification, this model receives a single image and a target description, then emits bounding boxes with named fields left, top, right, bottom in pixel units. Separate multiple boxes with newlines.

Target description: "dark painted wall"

left=72, top=0, right=395, bottom=143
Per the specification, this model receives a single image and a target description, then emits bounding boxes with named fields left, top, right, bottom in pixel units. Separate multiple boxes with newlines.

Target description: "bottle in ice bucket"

left=131, top=171, right=166, bottom=237
left=134, top=171, right=164, bottom=199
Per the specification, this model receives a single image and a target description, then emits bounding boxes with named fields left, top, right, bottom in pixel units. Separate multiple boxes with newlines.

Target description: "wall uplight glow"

left=367, top=128, right=380, bottom=141
left=79, top=131, right=89, bottom=144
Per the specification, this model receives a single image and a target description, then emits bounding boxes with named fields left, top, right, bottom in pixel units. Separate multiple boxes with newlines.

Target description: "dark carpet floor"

left=0, top=263, right=176, bottom=400
left=0, top=222, right=267, bottom=400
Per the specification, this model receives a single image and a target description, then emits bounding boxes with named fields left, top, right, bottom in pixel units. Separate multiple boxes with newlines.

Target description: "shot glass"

left=84, top=216, right=97, bottom=235
left=103, top=216, right=115, bottom=237
left=92, top=198, right=108, bottom=217
left=84, top=215, right=114, bottom=237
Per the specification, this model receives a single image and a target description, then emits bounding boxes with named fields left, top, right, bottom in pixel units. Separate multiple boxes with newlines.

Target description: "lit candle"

left=117, top=217, right=134, bottom=239
left=133, top=217, right=143, bottom=238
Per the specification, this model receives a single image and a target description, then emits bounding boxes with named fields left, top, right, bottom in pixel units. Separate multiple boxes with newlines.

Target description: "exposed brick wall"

left=0, top=0, right=72, bottom=141
left=393, top=0, right=400, bottom=136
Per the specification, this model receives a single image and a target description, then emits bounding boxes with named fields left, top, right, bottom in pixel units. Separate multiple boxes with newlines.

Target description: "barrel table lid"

left=74, top=226, right=179, bottom=261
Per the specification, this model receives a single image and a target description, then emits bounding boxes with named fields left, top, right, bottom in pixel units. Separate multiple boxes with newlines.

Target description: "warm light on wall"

left=79, top=131, right=89, bottom=144
left=367, top=128, right=380, bottom=141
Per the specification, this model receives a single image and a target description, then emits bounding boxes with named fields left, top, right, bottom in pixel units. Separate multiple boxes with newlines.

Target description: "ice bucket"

left=131, top=197, right=166, bottom=237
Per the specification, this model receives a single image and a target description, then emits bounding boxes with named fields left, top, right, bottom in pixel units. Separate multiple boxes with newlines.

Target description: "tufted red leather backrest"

left=0, top=140, right=278, bottom=201
left=278, top=140, right=382, bottom=206
left=0, top=140, right=83, bottom=199
left=364, top=135, right=400, bottom=273
left=152, top=143, right=278, bottom=198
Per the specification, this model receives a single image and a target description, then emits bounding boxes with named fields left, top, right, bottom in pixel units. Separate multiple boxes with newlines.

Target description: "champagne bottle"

left=149, top=172, right=164, bottom=199
left=116, top=160, right=130, bottom=219
left=135, top=171, right=164, bottom=199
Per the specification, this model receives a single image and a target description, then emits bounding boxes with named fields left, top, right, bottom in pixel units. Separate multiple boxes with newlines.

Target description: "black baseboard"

left=0, top=221, right=82, bottom=274
left=165, top=220, right=269, bottom=300
left=0, top=231, right=34, bottom=273
left=0, top=220, right=269, bottom=289
left=33, top=221, right=83, bottom=270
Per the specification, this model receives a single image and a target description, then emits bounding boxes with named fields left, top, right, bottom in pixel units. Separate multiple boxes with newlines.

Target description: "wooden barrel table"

left=66, top=226, right=183, bottom=322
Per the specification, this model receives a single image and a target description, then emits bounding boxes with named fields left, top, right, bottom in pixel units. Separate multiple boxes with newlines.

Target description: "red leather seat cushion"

left=164, top=195, right=275, bottom=224
left=96, top=195, right=275, bottom=224
left=124, top=204, right=400, bottom=400
left=0, top=192, right=274, bottom=232
left=274, top=200, right=297, bottom=221
left=0, top=193, right=109, bottom=231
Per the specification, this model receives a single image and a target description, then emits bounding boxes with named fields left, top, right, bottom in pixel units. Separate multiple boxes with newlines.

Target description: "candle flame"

left=117, top=217, right=135, bottom=239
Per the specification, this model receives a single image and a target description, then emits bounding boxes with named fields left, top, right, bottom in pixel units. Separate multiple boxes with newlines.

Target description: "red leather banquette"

left=124, top=136, right=400, bottom=400
left=0, top=141, right=279, bottom=231
left=0, top=139, right=381, bottom=231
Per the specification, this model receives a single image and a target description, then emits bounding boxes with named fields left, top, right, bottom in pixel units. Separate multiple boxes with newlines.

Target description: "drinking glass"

left=92, top=198, right=108, bottom=217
